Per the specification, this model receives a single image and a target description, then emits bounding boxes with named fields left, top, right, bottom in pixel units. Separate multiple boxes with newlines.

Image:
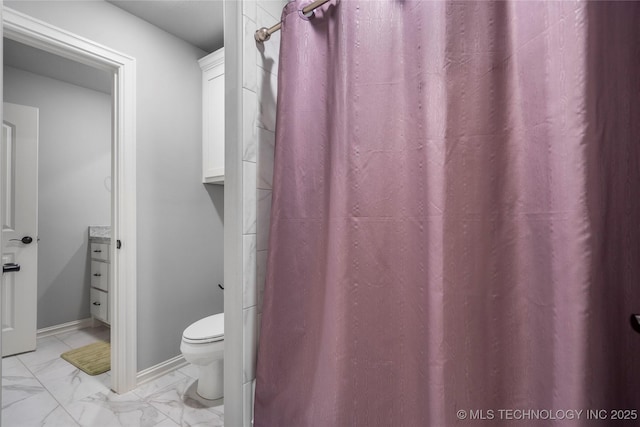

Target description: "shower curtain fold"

left=255, top=1, right=640, bottom=426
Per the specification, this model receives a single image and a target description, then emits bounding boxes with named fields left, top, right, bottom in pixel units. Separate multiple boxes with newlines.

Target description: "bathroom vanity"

left=88, top=226, right=111, bottom=325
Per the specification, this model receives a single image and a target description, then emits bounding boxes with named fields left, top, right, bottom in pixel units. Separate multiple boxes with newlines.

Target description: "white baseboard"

left=37, top=318, right=94, bottom=339
left=136, top=354, right=188, bottom=387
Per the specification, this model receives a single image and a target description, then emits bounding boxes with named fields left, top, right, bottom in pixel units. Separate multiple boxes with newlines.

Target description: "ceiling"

left=4, top=1, right=225, bottom=95
left=107, top=0, right=224, bottom=53
left=4, top=38, right=113, bottom=94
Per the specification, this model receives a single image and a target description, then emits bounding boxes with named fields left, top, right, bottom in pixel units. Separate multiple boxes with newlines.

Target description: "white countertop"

left=88, top=226, right=111, bottom=243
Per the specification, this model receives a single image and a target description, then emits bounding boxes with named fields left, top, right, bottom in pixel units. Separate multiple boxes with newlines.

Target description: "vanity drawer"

left=90, top=288, right=109, bottom=324
left=90, top=243, right=109, bottom=262
left=91, top=261, right=109, bottom=292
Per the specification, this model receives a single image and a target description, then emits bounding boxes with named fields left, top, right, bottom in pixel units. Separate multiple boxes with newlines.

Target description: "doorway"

left=2, top=8, right=137, bottom=394
left=3, top=37, right=113, bottom=353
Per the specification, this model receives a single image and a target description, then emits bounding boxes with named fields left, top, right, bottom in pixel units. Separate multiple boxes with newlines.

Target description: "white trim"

left=136, top=355, right=188, bottom=387
left=36, top=318, right=94, bottom=339
left=198, top=47, right=224, bottom=72
left=223, top=1, right=245, bottom=424
left=1, top=4, right=5, bottom=419
left=2, top=7, right=138, bottom=394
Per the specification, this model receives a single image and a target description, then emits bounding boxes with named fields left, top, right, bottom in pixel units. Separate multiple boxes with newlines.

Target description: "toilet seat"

left=182, top=313, right=224, bottom=344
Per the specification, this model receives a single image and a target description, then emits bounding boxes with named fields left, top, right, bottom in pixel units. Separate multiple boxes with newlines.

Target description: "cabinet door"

left=203, top=71, right=225, bottom=183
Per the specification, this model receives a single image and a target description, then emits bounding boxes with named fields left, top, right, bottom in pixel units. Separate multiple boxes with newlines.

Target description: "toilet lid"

left=182, top=314, right=224, bottom=343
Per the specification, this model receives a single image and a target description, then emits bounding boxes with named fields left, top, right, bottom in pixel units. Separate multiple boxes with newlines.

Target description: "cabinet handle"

left=93, top=273, right=102, bottom=277
left=93, top=302, right=101, bottom=306
left=93, top=250, right=102, bottom=253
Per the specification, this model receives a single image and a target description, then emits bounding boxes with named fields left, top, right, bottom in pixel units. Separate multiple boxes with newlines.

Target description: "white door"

left=2, top=103, right=39, bottom=357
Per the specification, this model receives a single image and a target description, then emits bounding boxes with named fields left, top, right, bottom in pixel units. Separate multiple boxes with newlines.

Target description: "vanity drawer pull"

left=93, top=301, right=101, bottom=306
left=93, top=273, right=102, bottom=277
left=90, top=243, right=109, bottom=262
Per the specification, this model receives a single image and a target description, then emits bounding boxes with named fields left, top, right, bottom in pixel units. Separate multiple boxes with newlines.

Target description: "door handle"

left=10, top=236, right=33, bottom=244
left=3, top=263, right=21, bottom=273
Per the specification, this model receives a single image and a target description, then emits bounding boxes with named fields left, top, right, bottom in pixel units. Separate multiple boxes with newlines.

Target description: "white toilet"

left=180, top=313, right=224, bottom=400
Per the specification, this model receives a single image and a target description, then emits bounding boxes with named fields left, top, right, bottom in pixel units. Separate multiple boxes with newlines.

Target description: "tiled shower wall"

left=240, top=1, right=286, bottom=425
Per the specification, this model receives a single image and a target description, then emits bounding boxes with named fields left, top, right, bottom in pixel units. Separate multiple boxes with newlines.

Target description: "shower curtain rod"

left=254, top=0, right=331, bottom=43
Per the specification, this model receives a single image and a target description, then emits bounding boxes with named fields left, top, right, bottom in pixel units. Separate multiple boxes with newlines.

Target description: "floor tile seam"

left=147, top=376, right=203, bottom=424
left=3, top=361, right=81, bottom=427
left=31, top=333, right=94, bottom=426
left=133, top=373, right=194, bottom=425
left=132, top=369, right=191, bottom=399
left=29, top=363, right=84, bottom=426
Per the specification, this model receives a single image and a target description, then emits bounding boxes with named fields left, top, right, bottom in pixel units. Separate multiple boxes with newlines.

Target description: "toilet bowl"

left=180, top=313, right=224, bottom=400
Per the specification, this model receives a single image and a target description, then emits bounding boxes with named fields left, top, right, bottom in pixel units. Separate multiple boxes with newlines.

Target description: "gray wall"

left=4, top=65, right=111, bottom=329
left=6, top=0, right=225, bottom=370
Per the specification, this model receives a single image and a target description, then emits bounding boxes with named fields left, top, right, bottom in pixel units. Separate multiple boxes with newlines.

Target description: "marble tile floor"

left=2, top=326, right=224, bottom=427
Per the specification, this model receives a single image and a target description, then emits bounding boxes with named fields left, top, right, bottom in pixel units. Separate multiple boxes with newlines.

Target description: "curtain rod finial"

left=255, top=27, right=271, bottom=43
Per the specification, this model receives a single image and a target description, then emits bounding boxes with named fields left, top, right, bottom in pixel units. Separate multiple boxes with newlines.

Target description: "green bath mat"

left=61, top=341, right=110, bottom=376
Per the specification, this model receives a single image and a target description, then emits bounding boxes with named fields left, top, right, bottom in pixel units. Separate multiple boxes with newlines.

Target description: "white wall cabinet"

left=90, top=242, right=110, bottom=324
left=199, top=48, right=225, bottom=184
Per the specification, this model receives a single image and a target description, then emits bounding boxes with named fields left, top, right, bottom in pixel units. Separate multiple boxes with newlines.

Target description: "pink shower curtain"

left=255, top=1, right=640, bottom=425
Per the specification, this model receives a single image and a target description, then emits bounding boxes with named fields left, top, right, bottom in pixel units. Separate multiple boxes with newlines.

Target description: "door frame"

left=2, top=7, right=138, bottom=393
